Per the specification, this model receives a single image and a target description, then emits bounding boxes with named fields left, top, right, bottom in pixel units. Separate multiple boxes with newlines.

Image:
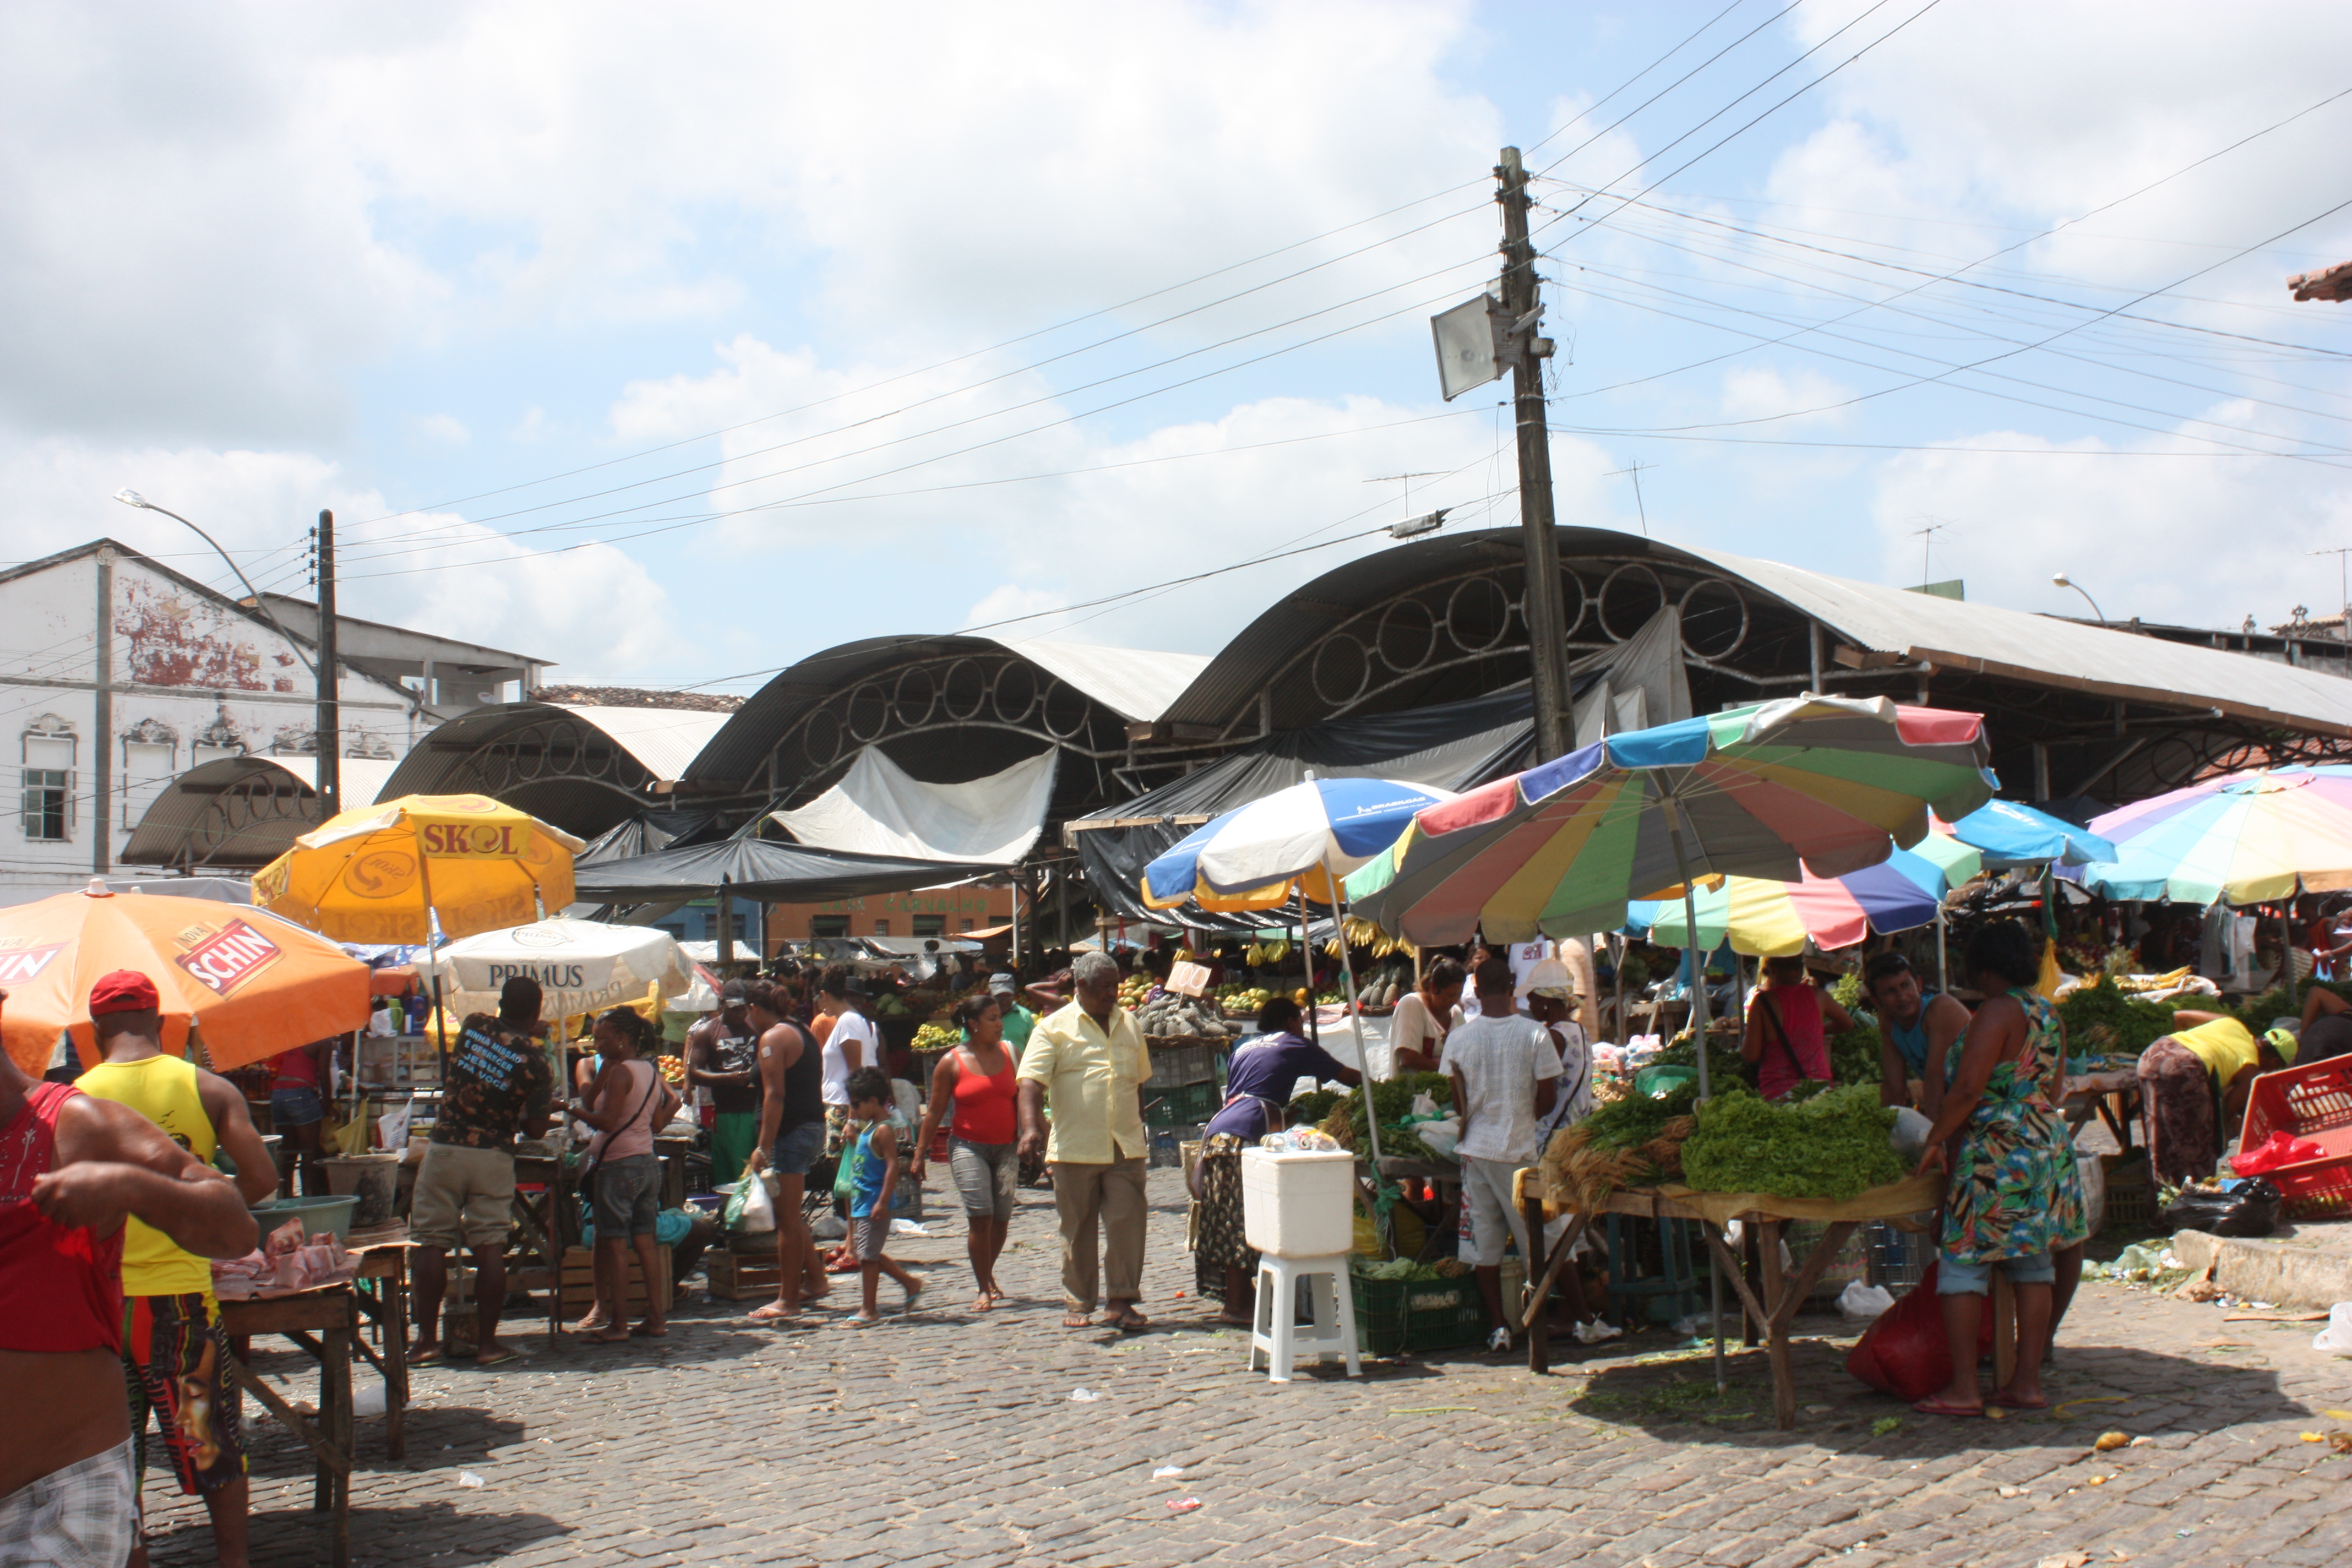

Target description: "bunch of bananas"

left=1242, top=939, right=1294, bottom=966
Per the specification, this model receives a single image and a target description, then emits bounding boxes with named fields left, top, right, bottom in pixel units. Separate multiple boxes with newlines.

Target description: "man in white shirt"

left=1441, top=957, right=1559, bottom=1353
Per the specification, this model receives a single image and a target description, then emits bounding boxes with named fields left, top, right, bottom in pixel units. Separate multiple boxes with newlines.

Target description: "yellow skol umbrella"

left=252, top=794, right=586, bottom=945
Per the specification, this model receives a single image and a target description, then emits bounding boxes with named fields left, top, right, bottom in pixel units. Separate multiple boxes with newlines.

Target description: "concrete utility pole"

left=315, top=510, right=341, bottom=823
left=1496, top=147, right=1571, bottom=760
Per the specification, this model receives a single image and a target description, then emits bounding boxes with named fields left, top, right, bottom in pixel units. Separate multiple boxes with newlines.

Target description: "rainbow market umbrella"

left=1625, top=832, right=1983, bottom=957
left=1351, top=694, right=1992, bottom=1096
left=2066, top=765, right=2352, bottom=1004
left=1941, top=799, right=2114, bottom=870
left=1142, top=775, right=1454, bottom=1166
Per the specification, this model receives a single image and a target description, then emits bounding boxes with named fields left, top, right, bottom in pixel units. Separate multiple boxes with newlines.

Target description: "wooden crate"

left=557, top=1245, right=673, bottom=1314
left=705, top=1251, right=785, bottom=1302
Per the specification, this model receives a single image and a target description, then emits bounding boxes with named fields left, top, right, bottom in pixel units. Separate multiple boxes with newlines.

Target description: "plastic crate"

left=1349, top=1271, right=1487, bottom=1357
left=1146, top=1079, right=1223, bottom=1128
left=2238, top=1058, right=2352, bottom=1221
left=1147, top=1039, right=1224, bottom=1087
left=2102, top=1151, right=2155, bottom=1229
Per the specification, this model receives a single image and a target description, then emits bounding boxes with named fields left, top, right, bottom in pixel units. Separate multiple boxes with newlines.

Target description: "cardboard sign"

left=1166, top=961, right=1211, bottom=998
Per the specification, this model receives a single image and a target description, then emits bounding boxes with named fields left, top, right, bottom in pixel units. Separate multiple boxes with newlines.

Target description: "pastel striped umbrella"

left=1625, top=832, right=1983, bottom=956
left=2066, top=765, right=2352, bottom=906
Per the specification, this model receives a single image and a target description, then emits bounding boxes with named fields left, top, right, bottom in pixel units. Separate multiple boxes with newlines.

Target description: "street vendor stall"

left=1514, top=1170, right=1941, bottom=1426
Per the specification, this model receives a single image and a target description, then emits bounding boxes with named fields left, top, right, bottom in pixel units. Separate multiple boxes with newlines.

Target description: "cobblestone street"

left=146, top=1172, right=2352, bottom=1568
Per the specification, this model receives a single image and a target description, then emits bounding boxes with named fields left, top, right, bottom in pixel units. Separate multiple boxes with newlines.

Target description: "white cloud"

left=0, top=433, right=676, bottom=679
left=1719, top=366, right=1853, bottom=426
left=411, top=414, right=470, bottom=448
left=963, top=584, right=1069, bottom=634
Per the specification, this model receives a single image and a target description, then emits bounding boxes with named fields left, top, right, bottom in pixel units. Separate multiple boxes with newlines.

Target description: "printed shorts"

left=122, top=1293, right=246, bottom=1496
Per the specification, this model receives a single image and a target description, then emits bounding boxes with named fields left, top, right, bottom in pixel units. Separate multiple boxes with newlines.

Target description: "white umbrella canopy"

left=418, top=917, right=693, bottom=1022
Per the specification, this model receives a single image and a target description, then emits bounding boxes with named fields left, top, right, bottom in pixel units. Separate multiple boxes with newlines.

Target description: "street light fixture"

left=113, top=489, right=316, bottom=676
left=2051, top=571, right=2107, bottom=625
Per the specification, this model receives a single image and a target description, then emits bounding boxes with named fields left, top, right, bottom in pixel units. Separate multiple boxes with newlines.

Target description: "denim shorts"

left=1938, top=1249, right=2055, bottom=1294
left=269, top=1085, right=325, bottom=1129
left=770, top=1119, right=826, bottom=1178
left=590, top=1153, right=661, bottom=1238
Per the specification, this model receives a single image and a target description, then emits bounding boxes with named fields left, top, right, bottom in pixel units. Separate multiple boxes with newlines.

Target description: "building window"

left=21, top=717, right=75, bottom=843
left=810, top=916, right=849, bottom=939
left=873, top=920, right=890, bottom=937
left=122, top=721, right=177, bottom=831
left=911, top=915, right=945, bottom=938
left=961, top=918, right=977, bottom=932
left=21, top=769, right=70, bottom=840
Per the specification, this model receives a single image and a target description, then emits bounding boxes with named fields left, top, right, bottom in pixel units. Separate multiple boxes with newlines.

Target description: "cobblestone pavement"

left=145, top=1172, right=2352, bottom=1568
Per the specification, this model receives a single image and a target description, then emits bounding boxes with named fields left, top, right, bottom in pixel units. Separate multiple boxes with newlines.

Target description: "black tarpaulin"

left=571, top=836, right=999, bottom=905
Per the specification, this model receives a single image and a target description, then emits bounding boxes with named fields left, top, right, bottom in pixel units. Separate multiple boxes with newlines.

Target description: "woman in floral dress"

left=1910, top=920, right=2087, bottom=1416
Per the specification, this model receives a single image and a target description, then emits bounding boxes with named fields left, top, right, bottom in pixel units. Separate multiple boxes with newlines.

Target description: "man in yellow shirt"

left=1016, top=951, right=1153, bottom=1330
left=75, top=969, right=276, bottom=1568
left=2138, top=1010, right=2297, bottom=1185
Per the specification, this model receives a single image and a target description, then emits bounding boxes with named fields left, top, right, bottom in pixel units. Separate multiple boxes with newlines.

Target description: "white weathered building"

left=0, top=538, right=550, bottom=888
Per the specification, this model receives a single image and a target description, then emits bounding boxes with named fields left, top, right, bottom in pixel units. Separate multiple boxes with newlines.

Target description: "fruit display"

left=1117, top=974, right=1154, bottom=1010
left=1131, top=993, right=1232, bottom=1040
left=912, top=1021, right=960, bottom=1051
left=656, top=1053, right=686, bottom=1088
left=1215, top=983, right=1273, bottom=1017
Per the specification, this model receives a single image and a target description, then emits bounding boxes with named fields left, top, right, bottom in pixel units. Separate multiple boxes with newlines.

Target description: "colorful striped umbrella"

left=1141, top=776, right=1455, bottom=912
left=2066, top=765, right=2352, bottom=905
left=1625, top=832, right=1983, bottom=956
left=1350, top=695, right=1994, bottom=950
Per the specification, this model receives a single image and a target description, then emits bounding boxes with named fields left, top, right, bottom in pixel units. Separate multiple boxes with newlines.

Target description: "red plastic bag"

left=2231, top=1130, right=2326, bottom=1175
left=1845, top=1260, right=1993, bottom=1402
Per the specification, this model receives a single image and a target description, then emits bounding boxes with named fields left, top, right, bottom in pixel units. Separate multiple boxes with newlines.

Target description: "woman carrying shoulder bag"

left=573, top=1008, right=679, bottom=1343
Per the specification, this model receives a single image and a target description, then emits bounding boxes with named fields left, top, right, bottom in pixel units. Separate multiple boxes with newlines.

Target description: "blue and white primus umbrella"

left=1141, top=776, right=1456, bottom=912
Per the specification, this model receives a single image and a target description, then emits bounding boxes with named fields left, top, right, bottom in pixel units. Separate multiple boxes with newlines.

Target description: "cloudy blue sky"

left=6, top=1, right=2350, bottom=690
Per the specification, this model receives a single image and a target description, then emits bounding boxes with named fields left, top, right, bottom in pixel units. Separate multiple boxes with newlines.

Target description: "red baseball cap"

left=89, top=970, right=161, bottom=1015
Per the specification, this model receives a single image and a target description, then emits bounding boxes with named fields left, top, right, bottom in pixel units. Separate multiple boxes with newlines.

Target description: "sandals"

left=1108, top=1307, right=1150, bottom=1332
left=474, top=1346, right=522, bottom=1368
left=1986, top=1391, right=2049, bottom=1412
left=1910, top=1395, right=1984, bottom=1418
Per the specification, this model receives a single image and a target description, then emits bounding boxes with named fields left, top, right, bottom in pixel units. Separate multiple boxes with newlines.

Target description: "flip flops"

left=1910, top=1396, right=1984, bottom=1418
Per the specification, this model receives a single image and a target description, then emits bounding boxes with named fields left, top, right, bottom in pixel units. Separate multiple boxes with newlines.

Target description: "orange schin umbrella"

left=0, top=882, right=373, bottom=1074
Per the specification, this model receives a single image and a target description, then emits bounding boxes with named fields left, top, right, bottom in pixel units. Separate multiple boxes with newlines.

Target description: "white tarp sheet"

left=771, top=746, right=1056, bottom=865
left=1572, top=605, right=1693, bottom=747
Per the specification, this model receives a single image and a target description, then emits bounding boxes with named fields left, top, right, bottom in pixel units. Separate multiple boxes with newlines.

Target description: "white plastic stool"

left=1246, top=1253, right=1362, bottom=1382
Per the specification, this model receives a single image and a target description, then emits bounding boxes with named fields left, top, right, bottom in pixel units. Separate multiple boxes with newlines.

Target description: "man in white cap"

left=988, top=972, right=1036, bottom=1060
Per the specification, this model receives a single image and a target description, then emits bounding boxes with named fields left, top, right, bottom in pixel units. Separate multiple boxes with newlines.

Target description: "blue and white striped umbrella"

left=1141, top=776, right=1456, bottom=913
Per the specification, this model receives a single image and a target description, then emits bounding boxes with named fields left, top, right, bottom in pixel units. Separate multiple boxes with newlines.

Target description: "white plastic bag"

left=2314, top=1302, right=2352, bottom=1357
left=1416, top=1117, right=1461, bottom=1161
left=733, top=1174, right=777, bottom=1235
left=1409, top=1092, right=1439, bottom=1120
left=1838, top=1281, right=1896, bottom=1319
left=375, top=1100, right=413, bottom=1153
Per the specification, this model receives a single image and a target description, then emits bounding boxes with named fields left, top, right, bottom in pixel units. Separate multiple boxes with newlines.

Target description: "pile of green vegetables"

left=1292, top=1073, right=1452, bottom=1161
left=1678, top=1082, right=1904, bottom=1201
left=1579, top=1077, right=1700, bottom=1155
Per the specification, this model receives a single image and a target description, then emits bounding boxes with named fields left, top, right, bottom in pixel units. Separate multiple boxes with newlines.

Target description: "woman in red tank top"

left=913, top=993, right=1021, bottom=1309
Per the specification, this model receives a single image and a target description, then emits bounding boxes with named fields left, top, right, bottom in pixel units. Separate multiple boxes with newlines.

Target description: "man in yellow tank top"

left=75, top=970, right=275, bottom=1568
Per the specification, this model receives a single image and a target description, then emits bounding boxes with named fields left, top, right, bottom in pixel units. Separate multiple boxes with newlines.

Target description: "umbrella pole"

left=1936, top=904, right=1950, bottom=996
left=1334, top=885, right=1384, bottom=1173
left=1663, top=797, right=1727, bottom=1391
left=1297, top=888, right=1317, bottom=1046
left=2282, top=905, right=2298, bottom=1010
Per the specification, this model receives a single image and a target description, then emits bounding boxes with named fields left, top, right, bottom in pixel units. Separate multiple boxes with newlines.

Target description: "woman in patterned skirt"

left=1910, top=919, right=2088, bottom=1417
left=1189, top=997, right=1357, bottom=1325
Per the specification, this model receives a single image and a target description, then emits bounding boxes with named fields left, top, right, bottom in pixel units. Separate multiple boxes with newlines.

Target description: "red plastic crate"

left=2237, top=1058, right=2352, bottom=1221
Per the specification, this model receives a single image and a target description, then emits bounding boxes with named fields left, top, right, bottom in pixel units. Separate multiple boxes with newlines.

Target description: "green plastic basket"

left=1145, top=1079, right=1223, bottom=1128
left=1349, top=1272, right=1487, bottom=1357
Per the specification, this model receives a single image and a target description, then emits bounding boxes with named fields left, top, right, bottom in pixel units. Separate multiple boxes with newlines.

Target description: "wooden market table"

left=2061, top=1066, right=2141, bottom=1150
left=1515, top=1171, right=1943, bottom=1429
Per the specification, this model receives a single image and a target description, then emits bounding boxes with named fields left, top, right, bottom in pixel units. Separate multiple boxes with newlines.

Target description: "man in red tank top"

left=0, top=987, right=259, bottom=1565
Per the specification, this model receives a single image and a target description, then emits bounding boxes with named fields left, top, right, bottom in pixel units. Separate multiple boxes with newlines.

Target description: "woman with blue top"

left=1909, top=921, right=2088, bottom=1417
left=1862, top=951, right=1972, bottom=1117
left=1189, top=997, right=1359, bottom=1324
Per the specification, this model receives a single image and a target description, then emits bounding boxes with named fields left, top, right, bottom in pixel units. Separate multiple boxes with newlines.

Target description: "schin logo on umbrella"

left=175, top=919, right=285, bottom=995
left=0, top=943, right=66, bottom=986
left=421, top=823, right=531, bottom=858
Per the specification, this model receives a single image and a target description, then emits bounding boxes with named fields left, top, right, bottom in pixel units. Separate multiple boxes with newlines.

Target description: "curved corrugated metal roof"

left=683, top=634, right=1208, bottom=787
left=120, top=754, right=400, bottom=869
left=1157, top=525, right=2352, bottom=739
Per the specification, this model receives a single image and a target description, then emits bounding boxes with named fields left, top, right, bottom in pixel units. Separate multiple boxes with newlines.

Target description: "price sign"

left=1165, top=961, right=1211, bottom=998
